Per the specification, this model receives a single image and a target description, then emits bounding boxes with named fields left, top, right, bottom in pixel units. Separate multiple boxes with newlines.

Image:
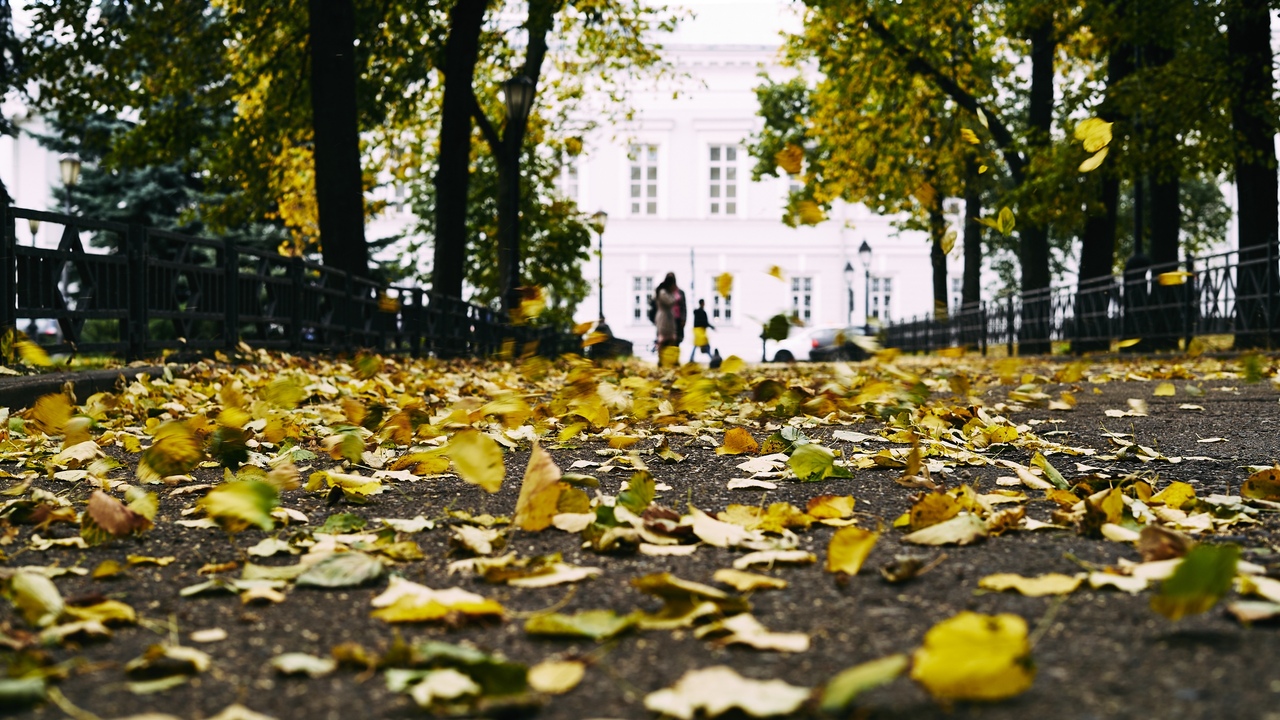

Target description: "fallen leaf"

left=444, top=430, right=506, bottom=493
left=712, top=569, right=788, bottom=592
left=820, top=654, right=910, bottom=713
left=910, top=612, right=1034, bottom=701
left=271, top=653, right=337, bottom=677
left=644, top=666, right=810, bottom=719
left=826, top=527, right=879, bottom=575
left=527, top=660, right=586, bottom=694
left=514, top=443, right=564, bottom=531
left=1151, top=543, right=1239, bottom=620
left=696, top=613, right=810, bottom=652
left=525, top=609, right=637, bottom=640
left=902, top=514, right=987, bottom=546
left=978, top=573, right=1082, bottom=597
left=716, top=428, right=759, bottom=456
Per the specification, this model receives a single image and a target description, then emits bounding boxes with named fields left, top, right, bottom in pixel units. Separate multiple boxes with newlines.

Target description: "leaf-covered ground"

left=2, top=349, right=1280, bottom=719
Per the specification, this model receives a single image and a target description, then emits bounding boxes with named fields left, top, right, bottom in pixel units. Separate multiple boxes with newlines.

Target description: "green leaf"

left=762, top=313, right=792, bottom=342
left=0, top=677, right=47, bottom=707
left=1151, top=544, right=1240, bottom=620
left=788, top=443, right=848, bottom=481
left=820, top=654, right=909, bottom=713
left=9, top=570, right=64, bottom=627
left=197, top=481, right=279, bottom=533
left=296, top=552, right=384, bottom=588
left=1029, top=453, right=1069, bottom=491
left=321, top=513, right=368, bottom=534
left=617, top=471, right=655, bottom=514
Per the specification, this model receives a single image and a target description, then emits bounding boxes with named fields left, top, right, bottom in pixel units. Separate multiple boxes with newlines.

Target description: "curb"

left=0, top=366, right=169, bottom=411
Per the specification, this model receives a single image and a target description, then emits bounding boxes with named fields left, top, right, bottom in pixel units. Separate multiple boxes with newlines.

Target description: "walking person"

left=689, top=299, right=716, bottom=362
left=653, top=272, right=684, bottom=366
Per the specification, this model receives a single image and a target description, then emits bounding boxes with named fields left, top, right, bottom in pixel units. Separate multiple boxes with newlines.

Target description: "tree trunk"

left=1018, top=16, right=1055, bottom=354
left=929, top=200, right=948, bottom=320
left=308, top=0, right=368, bottom=278
left=961, top=159, right=982, bottom=309
left=1227, top=0, right=1279, bottom=348
left=432, top=0, right=488, bottom=301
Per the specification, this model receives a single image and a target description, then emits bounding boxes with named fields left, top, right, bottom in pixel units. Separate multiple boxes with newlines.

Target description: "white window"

left=950, top=276, right=962, bottom=311
left=708, top=145, right=739, bottom=216
left=632, top=275, right=654, bottom=322
left=791, top=276, right=813, bottom=322
left=629, top=144, right=659, bottom=215
left=712, top=293, right=733, bottom=324
left=871, top=276, right=892, bottom=322
left=555, top=162, right=579, bottom=201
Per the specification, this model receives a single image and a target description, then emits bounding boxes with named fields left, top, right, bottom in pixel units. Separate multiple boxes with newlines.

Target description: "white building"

left=565, top=0, right=960, bottom=361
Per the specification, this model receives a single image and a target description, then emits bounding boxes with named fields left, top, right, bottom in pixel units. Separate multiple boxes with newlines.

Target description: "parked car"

left=25, top=319, right=62, bottom=345
left=770, top=325, right=876, bottom=363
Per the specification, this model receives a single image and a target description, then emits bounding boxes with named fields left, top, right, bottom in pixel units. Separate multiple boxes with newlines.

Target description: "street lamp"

left=28, top=218, right=40, bottom=245
left=500, top=75, right=537, bottom=316
left=591, top=210, right=608, bottom=320
left=59, top=154, right=81, bottom=213
left=858, top=240, right=872, bottom=335
left=843, top=261, right=854, bottom=326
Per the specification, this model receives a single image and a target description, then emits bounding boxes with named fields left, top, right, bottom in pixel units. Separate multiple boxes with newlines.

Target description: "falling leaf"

left=978, top=573, right=1083, bottom=597
left=514, top=443, right=564, bottom=531
left=138, top=422, right=204, bottom=482
left=1154, top=382, right=1176, bottom=396
left=1151, top=543, right=1240, bottom=620
left=960, top=128, right=980, bottom=145
left=715, top=273, right=734, bottom=299
left=1075, top=117, right=1114, bottom=152
left=789, top=443, right=849, bottom=481
left=86, top=490, right=152, bottom=537
left=527, top=660, right=586, bottom=694
left=644, top=666, right=810, bottom=719
left=16, top=339, right=52, bottom=367
left=826, top=527, right=879, bottom=575
left=444, top=430, right=506, bottom=493
left=30, top=393, right=72, bottom=436
left=775, top=144, right=803, bottom=175
left=766, top=265, right=786, bottom=281
left=1158, top=271, right=1192, bottom=286
left=198, top=481, right=279, bottom=533
left=820, top=654, right=910, bottom=713
left=910, top=612, right=1035, bottom=701
left=9, top=570, right=64, bottom=627
left=716, top=427, right=759, bottom=456
left=1078, top=147, right=1109, bottom=172
left=941, top=230, right=957, bottom=255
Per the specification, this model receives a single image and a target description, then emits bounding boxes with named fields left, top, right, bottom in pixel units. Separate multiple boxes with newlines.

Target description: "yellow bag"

left=693, top=327, right=708, bottom=347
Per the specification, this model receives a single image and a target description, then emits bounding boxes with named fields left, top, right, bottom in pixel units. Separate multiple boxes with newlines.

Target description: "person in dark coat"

left=689, top=299, right=715, bottom=362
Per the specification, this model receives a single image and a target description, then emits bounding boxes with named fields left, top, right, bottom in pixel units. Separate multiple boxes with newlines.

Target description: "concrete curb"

left=0, top=366, right=169, bottom=411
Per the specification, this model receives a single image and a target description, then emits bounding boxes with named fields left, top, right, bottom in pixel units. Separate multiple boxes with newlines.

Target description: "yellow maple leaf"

left=715, top=427, right=758, bottom=455
left=910, top=612, right=1035, bottom=701
left=775, top=144, right=804, bottom=175
left=766, top=265, right=786, bottom=281
left=444, top=430, right=505, bottom=493
left=715, top=273, right=734, bottom=299
left=1074, top=118, right=1114, bottom=153
left=514, top=443, right=564, bottom=531
left=825, top=527, right=878, bottom=575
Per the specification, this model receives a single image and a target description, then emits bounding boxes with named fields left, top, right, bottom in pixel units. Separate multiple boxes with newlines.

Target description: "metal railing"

left=1, top=200, right=580, bottom=360
left=883, top=245, right=1279, bottom=355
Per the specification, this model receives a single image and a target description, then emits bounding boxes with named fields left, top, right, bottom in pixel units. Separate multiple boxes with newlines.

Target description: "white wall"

left=0, top=108, right=62, bottom=249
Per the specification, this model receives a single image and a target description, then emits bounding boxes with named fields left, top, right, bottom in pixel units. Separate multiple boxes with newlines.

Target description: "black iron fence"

left=1, top=201, right=580, bottom=360
left=883, top=246, right=1279, bottom=355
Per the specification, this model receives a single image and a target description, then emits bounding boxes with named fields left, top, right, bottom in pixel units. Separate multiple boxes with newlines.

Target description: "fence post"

left=223, top=237, right=239, bottom=350
left=342, top=272, right=355, bottom=351
left=126, top=224, right=148, bottom=360
left=288, top=256, right=303, bottom=352
left=1183, top=255, right=1196, bottom=351
left=1268, top=240, right=1275, bottom=349
left=0, top=197, right=13, bottom=337
left=980, top=302, right=988, bottom=356
left=1006, top=295, right=1015, bottom=356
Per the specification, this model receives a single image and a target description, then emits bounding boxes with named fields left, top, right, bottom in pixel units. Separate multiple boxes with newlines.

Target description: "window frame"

left=790, top=275, right=814, bottom=323
left=631, top=275, right=655, bottom=324
left=706, top=144, right=742, bottom=218
left=627, top=144, right=661, bottom=217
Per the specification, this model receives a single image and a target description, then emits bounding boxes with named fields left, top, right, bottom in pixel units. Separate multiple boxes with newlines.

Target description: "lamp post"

left=59, top=154, right=81, bottom=213
left=858, top=240, right=872, bottom=335
left=499, top=75, right=537, bottom=316
left=843, top=261, right=854, bottom=326
left=28, top=219, right=40, bottom=245
left=591, top=210, right=608, bottom=320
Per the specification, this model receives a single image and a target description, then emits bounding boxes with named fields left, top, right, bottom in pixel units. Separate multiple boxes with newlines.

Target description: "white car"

left=769, top=325, right=876, bottom=363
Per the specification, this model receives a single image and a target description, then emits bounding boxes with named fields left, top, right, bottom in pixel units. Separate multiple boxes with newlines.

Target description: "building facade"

left=564, top=35, right=962, bottom=361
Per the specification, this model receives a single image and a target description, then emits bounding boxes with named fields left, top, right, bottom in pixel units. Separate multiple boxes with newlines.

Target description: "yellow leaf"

left=720, top=355, right=745, bottom=374
left=978, top=164, right=988, bottom=174
left=1242, top=465, right=1280, bottom=501
left=795, top=200, right=825, bottom=225
left=910, top=612, right=1035, bottom=701
left=514, top=443, right=563, bottom=532
left=712, top=569, right=788, bottom=591
left=978, top=573, right=1082, bottom=597
left=941, top=230, right=957, bottom=255
left=976, top=108, right=989, bottom=129
left=716, top=427, right=759, bottom=456
left=444, top=430, right=505, bottom=493
left=775, top=144, right=804, bottom=175
left=1074, top=118, right=1114, bottom=153
left=572, top=320, right=595, bottom=335
left=1116, top=338, right=1142, bottom=348
left=766, top=265, right=786, bottom=281
left=528, top=660, right=586, bottom=695
left=715, top=273, right=734, bottom=299
left=16, top=340, right=52, bottom=367
left=997, top=206, right=1015, bottom=235
left=138, top=422, right=203, bottom=482
left=960, top=128, right=980, bottom=145
left=1157, top=271, right=1192, bottom=286
left=806, top=494, right=855, bottom=519
left=197, top=481, right=278, bottom=534
left=30, top=393, right=72, bottom=435
left=825, top=526, right=879, bottom=575
left=1153, top=382, right=1176, bottom=397
left=913, top=182, right=937, bottom=208
left=1078, top=147, right=1109, bottom=172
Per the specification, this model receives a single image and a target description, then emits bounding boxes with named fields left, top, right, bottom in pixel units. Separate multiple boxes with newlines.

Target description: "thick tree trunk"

left=1018, top=17, right=1055, bottom=354
left=929, top=201, right=948, bottom=321
left=432, top=0, right=488, bottom=301
left=308, top=0, right=368, bottom=278
left=961, top=160, right=982, bottom=309
left=1227, top=0, right=1279, bottom=348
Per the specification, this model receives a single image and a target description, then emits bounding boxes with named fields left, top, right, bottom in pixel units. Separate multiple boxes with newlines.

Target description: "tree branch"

left=470, top=92, right=501, bottom=151
left=860, top=9, right=1026, bottom=183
